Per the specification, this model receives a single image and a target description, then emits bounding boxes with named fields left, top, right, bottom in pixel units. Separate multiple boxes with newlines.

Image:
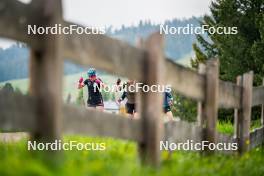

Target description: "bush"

left=171, top=90, right=197, bottom=122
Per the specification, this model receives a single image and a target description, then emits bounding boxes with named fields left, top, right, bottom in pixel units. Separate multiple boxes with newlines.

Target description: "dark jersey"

left=163, top=91, right=173, bottom=107
left=121, top=82, right=136, bottom=104
left=84, top=78, right=103, bottom=106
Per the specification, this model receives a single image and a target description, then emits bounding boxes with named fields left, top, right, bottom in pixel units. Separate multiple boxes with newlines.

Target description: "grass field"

left=217, top=120, right=262, bottom=135
left=0, top=135, right=264, bottom=176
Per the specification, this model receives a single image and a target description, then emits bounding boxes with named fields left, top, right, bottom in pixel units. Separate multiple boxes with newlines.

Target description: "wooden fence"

left=1, top=0, right=264, bottom=167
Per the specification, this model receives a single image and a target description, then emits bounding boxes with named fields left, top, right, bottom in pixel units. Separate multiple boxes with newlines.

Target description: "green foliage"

left=171, top=90, right=197, bottom=122
left=217, top=120, right=234, bottom=134
left=192, top=0, right=264, bottom=85
left=1, top=136, right=264, bottom=176
left=218, top=109, right=234, bottom=122
left=2, top=82, right=14, bottom=93
left=192, top=0, right=264, bottom=121
left=217, top=120, right=262, bottom=135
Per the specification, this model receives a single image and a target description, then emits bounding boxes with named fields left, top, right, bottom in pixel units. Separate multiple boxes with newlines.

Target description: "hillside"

left=109, top=17, right=201, bottom=59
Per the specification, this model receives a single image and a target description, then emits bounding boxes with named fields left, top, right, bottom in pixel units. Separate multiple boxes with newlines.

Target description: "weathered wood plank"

left=252, top=86, right=264, bottom=106
left=165, top=59, right=241, bottom=109
left=138, top=33, right=164, bottom=166
left=63, top=22, right=145, bottom=81
left=250, top=126, right=264, bottom=149
left=216, top=132, right=236, bottom=145
left=165, top=59, right=205, bottom=101
left=216, top=132, right=237, bottom=154
left=63, top=105, right=142, bottom=142
left=0, top=0, right=41, bottom=49
left=219, top=81, right=242, bottom=109
left=203, top=59, right=219, bottom=152
left=0, top=0, right=258, bottom=110
left=0, top=91, right=142, bottom=142
left=234, top=76, right=242, bottom=138
left=197, top=64, right=206, bottom=125
left=0, top=91, right=36, bottom=132
left=237, top=71, right=253, bottom=153
left=29, top=0, right=63, bottom=142
left=164, top=120, right=202, bottom=143
left=0, top=0, right=244, bottom=110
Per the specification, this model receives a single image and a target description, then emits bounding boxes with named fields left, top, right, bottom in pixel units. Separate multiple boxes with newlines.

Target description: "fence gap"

left=236, top=71, right=253, bottom=153
left=138, top=33, right=164, bottom=166
left=202, top=59, right=219, bottom=153
left=29, top=0, right=63, bottom=143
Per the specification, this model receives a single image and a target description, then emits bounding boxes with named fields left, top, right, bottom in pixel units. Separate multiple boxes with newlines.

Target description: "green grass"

left=217, top=121, right=234, bottom=135
left=1, top=136, right=264, bottom=176
left=217, top=120, right=262, bottom=135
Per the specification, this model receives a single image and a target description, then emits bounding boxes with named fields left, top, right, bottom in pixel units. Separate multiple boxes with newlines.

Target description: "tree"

left=2, top=83, right=14, bottom=93
left=192, top=0, right=264, bottom=85
left=192, top=0, right=264, bottom=121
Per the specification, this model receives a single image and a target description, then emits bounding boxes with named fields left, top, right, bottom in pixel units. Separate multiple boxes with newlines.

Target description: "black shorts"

left=87, top=100, right=104, bottom=107
left=126, top=103, right=136, bottom=114
left=87, top=103, right=104, bottom=108
left=163, top=106, right=171, bottom=113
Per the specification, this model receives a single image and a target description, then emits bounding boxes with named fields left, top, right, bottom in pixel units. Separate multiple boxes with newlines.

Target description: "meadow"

left=0, top=135, right=264, bottom=176
left=1, top=66, right=263, bottom=176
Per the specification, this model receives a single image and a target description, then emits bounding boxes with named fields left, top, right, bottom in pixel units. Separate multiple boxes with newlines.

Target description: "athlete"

left=118, top=80, right=137, bottom=117
left=114, top=78, right=126, bottom=115
left=78, top=68, right=104, bottom=111
left=163, top=89, right=174, bottom=120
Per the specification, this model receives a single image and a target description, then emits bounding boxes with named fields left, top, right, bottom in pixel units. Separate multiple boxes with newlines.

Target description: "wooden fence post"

left=138, top=33, right=164, bottom=166
left=236, top=71, right=253, bottom=153
left=202, top=59, right=219, bottom=152
left=197, top=63, right=206, bottom=126
left=136, top=37, right=144, bottom=118
left=234, top=76, right=242, bottom=138
left=261, top=78, right=264, bottom=126
left=29, top=0, right=63, bottom=142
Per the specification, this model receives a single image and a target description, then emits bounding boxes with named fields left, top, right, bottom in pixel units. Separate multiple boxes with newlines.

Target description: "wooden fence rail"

left=0, top=0, right=264, bottom=166
left=1, top=89, right=264, bottom=153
